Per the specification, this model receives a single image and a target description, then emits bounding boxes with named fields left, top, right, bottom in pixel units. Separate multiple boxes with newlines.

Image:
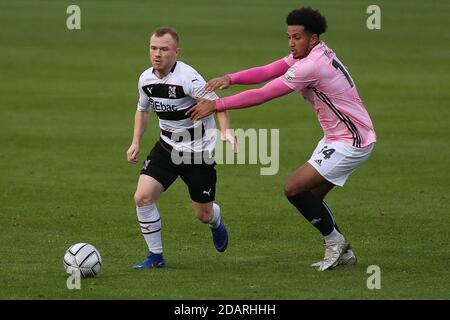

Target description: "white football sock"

left=208, top=203, right=221, bottom=229
left=136, top=204, right=162, bottom=254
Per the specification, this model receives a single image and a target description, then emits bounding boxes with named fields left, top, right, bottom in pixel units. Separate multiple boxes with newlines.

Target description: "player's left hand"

left=221, top=130, right=238, bottom=154
left=186, top=97, right=216, bottom=120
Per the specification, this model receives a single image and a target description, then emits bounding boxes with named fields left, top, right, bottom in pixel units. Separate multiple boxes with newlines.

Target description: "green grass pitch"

left=0, top=0, right=449, bottom=299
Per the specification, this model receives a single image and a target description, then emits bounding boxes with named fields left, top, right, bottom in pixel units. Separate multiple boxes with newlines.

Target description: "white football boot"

left=315, top=235, right=350, bottom=271
left=310, top=247, right=357, bottom=269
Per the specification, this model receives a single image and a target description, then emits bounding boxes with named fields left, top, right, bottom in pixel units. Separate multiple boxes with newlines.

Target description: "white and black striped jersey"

left=137, top=61, right=219, bottom=154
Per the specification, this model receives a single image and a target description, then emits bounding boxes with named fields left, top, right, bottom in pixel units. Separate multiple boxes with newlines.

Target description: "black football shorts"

left=140, top=140, right=217, bottom=203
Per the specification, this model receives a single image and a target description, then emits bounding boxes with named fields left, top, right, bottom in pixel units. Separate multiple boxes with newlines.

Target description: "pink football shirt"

left=281, top=41, right=376, bottom=147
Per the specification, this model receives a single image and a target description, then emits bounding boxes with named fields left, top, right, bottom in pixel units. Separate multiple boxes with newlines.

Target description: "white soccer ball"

left=63, top=243, right=102, bottom=278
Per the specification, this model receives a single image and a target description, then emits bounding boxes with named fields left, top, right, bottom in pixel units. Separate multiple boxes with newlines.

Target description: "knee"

left=195, top=208, right=212, bottom=224
left=284, top=174, right=311, bottom=198
left=284, top=181, right=300, bottom=198
left=134, top=192, right=155, bottom=207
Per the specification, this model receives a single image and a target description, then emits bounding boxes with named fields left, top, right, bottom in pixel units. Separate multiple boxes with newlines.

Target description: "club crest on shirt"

left=168, top=86, right=177, bottom=98
left=284, top=66, right=296, bottom=81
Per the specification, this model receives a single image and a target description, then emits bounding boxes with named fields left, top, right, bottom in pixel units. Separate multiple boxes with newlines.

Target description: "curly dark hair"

left=286, top=7, right=327, bottom=35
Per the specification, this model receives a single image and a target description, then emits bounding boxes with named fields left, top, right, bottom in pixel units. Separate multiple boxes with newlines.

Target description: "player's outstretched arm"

left=188, top=78, right=293, bottom=121
left=205, top=58, right=290, bottom=93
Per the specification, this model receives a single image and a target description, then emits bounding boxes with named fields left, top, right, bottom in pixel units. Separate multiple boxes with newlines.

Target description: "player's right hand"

left=127, top=143, right=140, bottom=164
left=204, top=76, right=231, bottom=92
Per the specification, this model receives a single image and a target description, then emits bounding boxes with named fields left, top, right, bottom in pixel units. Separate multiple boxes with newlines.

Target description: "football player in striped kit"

left=127, top=27, right=236, bottom=269
left=188, top=8, right=377, bottom=271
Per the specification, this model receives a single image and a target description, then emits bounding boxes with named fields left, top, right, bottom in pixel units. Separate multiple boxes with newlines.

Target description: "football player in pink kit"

left=187, top=7, right=376, bottom=271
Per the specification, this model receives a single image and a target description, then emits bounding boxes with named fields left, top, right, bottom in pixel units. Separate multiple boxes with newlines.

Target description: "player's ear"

left=175, top=47, right=181, bottom=56
left=310, top=33, right=319, bottom=45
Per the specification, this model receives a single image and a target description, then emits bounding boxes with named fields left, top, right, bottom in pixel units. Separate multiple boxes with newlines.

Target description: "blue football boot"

left=133, top=252, right=165, bottom=270
left=211, top=220, right=229, bottom=252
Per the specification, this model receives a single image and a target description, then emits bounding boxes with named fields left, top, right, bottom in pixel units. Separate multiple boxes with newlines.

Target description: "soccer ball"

left=63, top=243, right=102, bottom=278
